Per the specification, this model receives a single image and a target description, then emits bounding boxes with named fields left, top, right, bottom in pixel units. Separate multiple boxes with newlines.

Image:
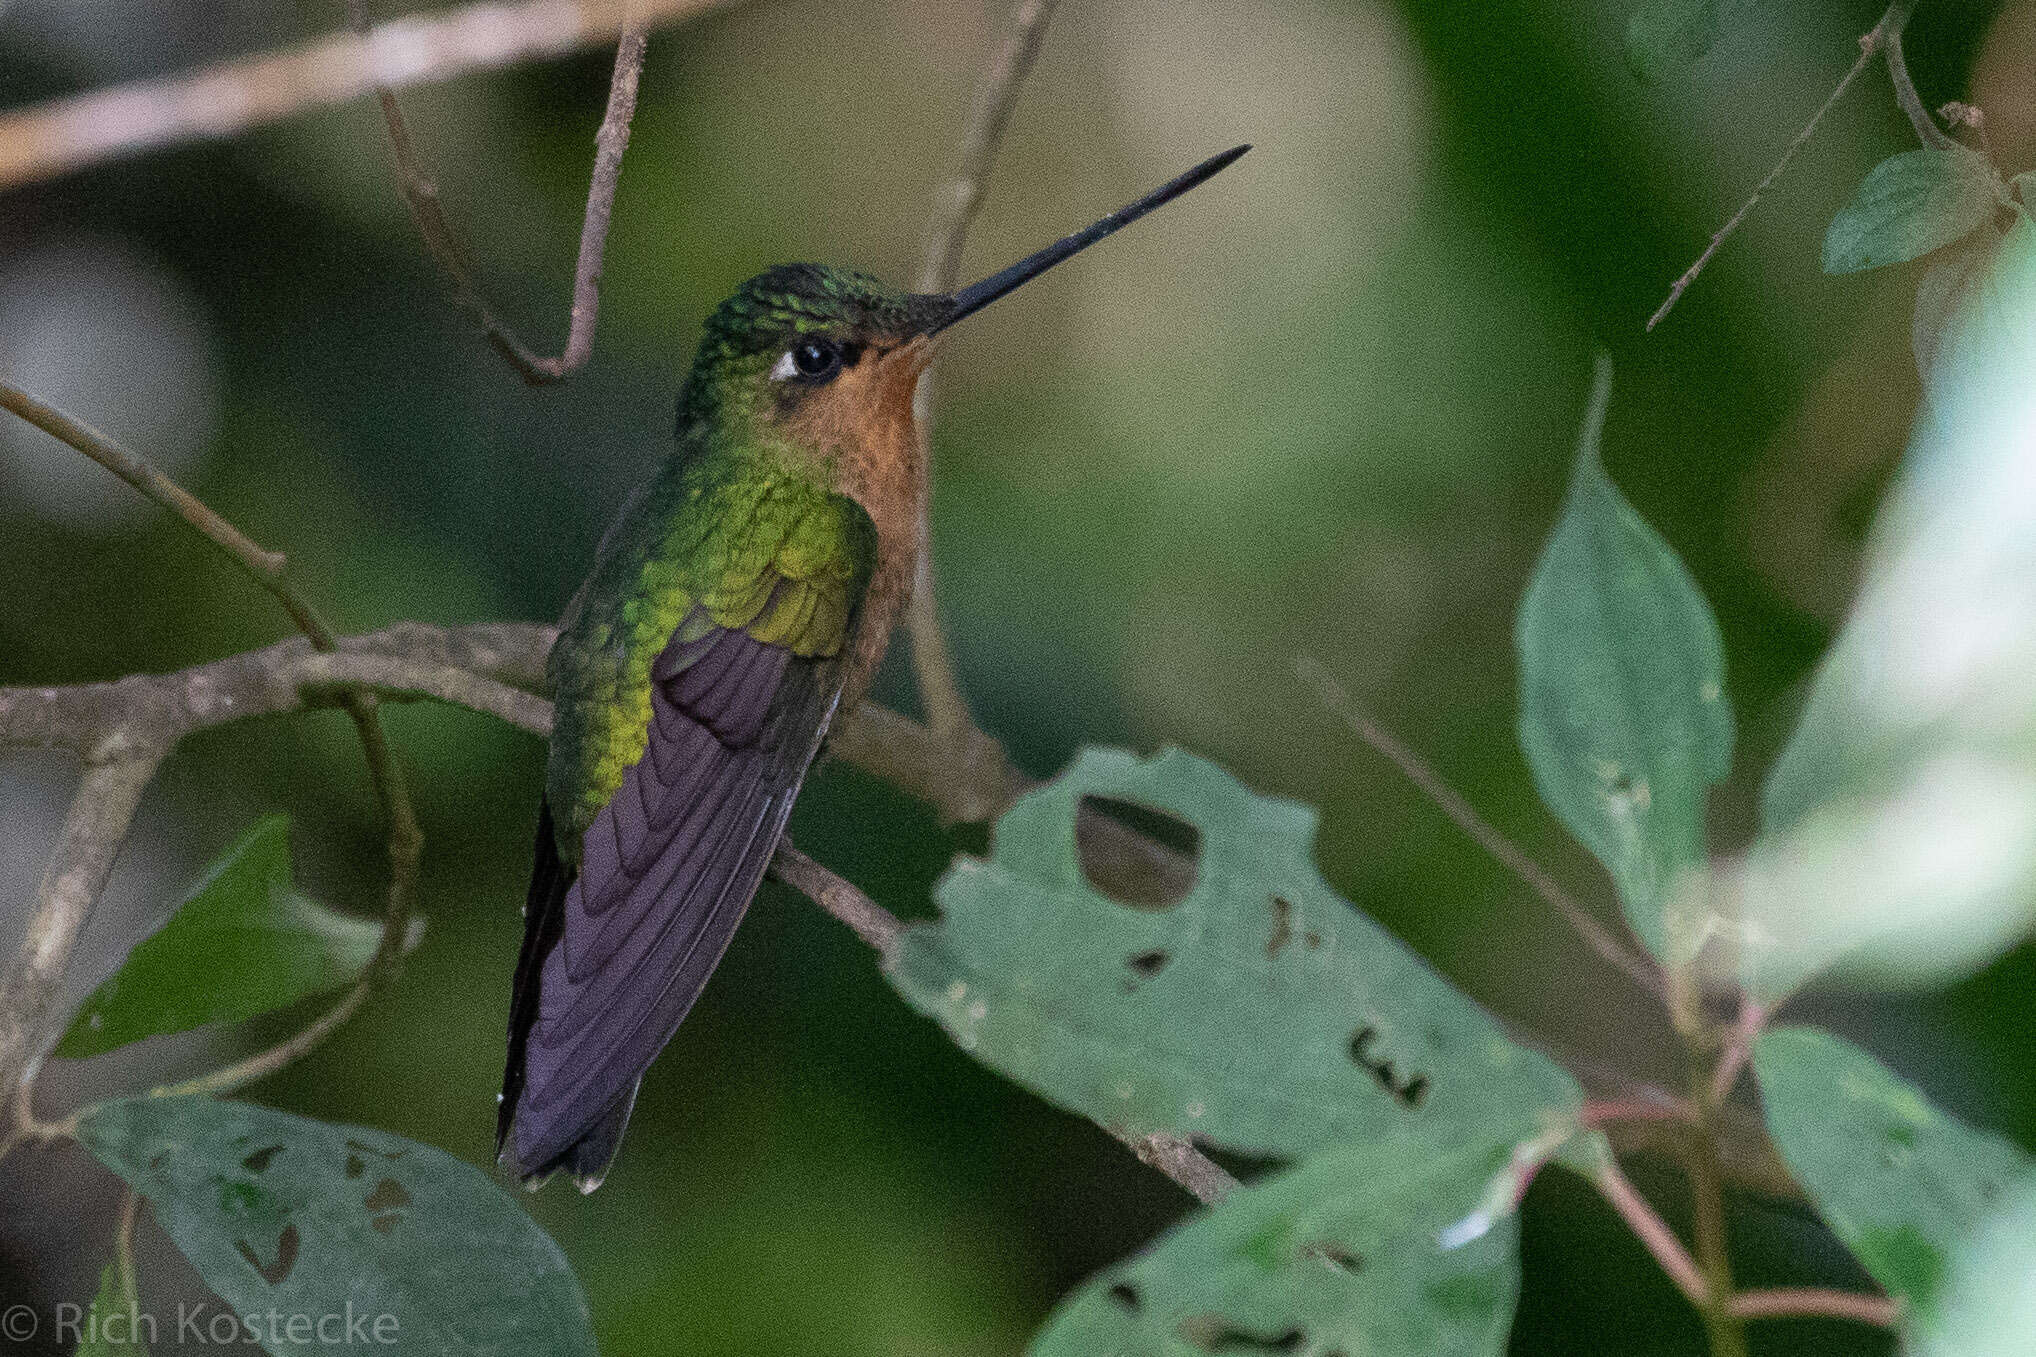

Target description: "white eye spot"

left=769, top=349, right=798, bottom=381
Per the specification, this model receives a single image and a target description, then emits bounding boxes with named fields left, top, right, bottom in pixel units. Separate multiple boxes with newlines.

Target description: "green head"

left=674, top=144, right=1251, bottom=439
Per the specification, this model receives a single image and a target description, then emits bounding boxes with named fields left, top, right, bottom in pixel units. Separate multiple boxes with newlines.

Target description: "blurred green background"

left=3, top=0, right=2033, bottom=1351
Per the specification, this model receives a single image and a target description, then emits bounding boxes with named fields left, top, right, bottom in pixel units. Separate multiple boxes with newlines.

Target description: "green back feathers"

left=546, top=448, right=876, bottom=846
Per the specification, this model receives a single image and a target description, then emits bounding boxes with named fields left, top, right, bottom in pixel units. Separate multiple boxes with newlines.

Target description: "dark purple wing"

left=500, top=617, right=841, bottom=1187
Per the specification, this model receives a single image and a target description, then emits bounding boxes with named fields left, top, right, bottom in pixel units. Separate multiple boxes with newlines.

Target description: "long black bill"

left=928, top=143, right=1250, bottom=335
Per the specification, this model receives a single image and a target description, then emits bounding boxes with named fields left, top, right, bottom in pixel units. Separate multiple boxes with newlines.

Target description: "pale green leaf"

left=1516, top=358, right=1733, bottom=962
left=1907, top=1171, right=2036, bottom=1357
left=886, top=747, right=1582, bottom=1162
left=1032, top=1132, right=1522, bottom=1357
left=1823, top=147, right=2001, bottom=275
left=76, top=1096, right=595, bottom=1357
left=1747, top=214, right=2036, bottom=997
left=58, top=818, right=408, bottom=1059
left=1753, top=1026, right=2031, bottom=1309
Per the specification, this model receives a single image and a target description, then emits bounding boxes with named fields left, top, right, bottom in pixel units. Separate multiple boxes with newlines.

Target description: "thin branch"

left=1686, top=1112, right=1750, bottom=1357
left=771, top=844, right=903, bottom=958
left=0, top=0, right=732, bottom=192
left=769, top=841, right=1236, bottom=1205
left=1646, top=8, right=1896, bottom=331
left=899, top=0, right=1062, bottom=775
left=150, top=981, right=371, bottom=1101
left=0, top=755, right=166, bottom=1104
left=0, top=384, right=421, bottom=1118
left=1295, top=655, right=1666, bottom=1000
left=1707, top=998, right=1768, bottom=1106
left=1883, top=17, right=1955, bottom=150
left=1729, top=1288, right=1900, bottom=1327
left=349, top=2, right=650, bottom=385
left=1592, top=1155, right=1709, bottom=1309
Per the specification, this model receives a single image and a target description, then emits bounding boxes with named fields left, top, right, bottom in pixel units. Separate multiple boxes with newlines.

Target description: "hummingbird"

left=499, top=144, right=1250, bottom=1190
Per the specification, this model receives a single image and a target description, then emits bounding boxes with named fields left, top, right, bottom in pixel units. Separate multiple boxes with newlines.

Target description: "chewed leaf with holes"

left=1033, top=1131, right=1519, bottom=1357
left=58, top=818, right=412, bottom=1059
left=1516, top=365, right=1733, bottom=963
left=1752, top=1026, right=2031, bottom=1311
left=886, top=747, right=1582, bottom=1162
left=76, top=1096, right=595, bottom=1356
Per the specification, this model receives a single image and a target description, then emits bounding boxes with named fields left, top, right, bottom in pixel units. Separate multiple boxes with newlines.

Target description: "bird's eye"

left=792, top=340, right=840, bottom=378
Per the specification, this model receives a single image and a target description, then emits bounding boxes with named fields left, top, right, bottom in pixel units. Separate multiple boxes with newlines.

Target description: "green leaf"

left=886, top=747, right=1582, bottom=1163
left=1753, top=1026, right=2032, bottom=1310
left=1515, top=358, right=1733, bottom=962
left=1625, top=0, right=1725, bottom=82
left=76, top=1260, right=149, bottom=1356
left=58, top=818, right=406, bottom=1059
left=1031, top=1132, right=1522, bottom=1357
left=1908, top=1170, right=2036, bottom=1357
left=76, top=1096, right=595, bottom=1357
left=1823, top=147, right=2001, bottom=275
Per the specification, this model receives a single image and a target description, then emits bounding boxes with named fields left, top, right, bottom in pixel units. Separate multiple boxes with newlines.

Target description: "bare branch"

left=1883, top=25, right=1955, bottom=150
left=1295, top=655, right=1666, bottom=1000
left=768, top=840, right=1236, bottom=1205
left=1729, top=1288, right=1900, bottom=1327
left=1592, top=1154, right=1709, bottom=1309
left=898, top=0, right=1062, bottom=782
left=349, top=3, right=652, bottom=385
left=0, top=753, right=167, bottom=1103
left=0, top=0, right=732, bottom=193
left=1646, top=1, right=1944, bottom=331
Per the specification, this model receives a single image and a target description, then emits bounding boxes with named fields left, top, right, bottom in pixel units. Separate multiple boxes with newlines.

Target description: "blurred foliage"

left=3, top=0, right=2035, bottom=1353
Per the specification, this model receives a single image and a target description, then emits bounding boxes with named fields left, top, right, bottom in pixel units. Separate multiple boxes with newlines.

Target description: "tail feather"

left=499, top=801, right=604, bottom=1180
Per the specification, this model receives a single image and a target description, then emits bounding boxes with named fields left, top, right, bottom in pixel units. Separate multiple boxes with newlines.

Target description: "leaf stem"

left=1591, top=1154, right=1709, bottom=1309
left=1296, top=654, right=1665, bottom=1001
left=1730, top=1287, right=1900, bottom=1326
left=901, top=0, right=1061, bottom=798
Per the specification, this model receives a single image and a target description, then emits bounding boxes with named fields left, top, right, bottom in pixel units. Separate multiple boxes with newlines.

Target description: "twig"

left=1882, top=14, right=1955, bottom=150
left=1592, top=1154, right=1709, bottom=1309
left=349, top=2, right=650, bottom=385
left=1729, top=1288, right=1900, bottom=1326
left=0, top=0, right=731, bottom=192
left=899, top=0, right=1062, bottom=778
left=113, top=1187, right=141, bottom=1323
left=149, top=982, right=371, bottom=1101
left=0, top=756, right=165, bottom=1109
left=769, top=843, right=1236, bottom=1205
left=0, top=384, right=420, bottom=1118
left=1295, top=655, right=1665, bottom=1000
left=1707, top=998, right=1768, bottom=1106
left=771, top=844, right=903, bottom=958
left=1646, top=7, right=1899, bottom=331
left=1686, top=1116, right=1749, bottom=1357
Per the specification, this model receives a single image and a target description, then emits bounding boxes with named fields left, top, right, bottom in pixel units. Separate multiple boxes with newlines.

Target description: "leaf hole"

left=1107, top=1282, right=1142, bottom=1311
left=1266, top=897, right=1294, bottom=958
left=1347, top=1026, right=1431, bottom=1108
left=235, top=1223, right=299, bottom=1286
left=1177, top=1314, right=1305, bottom=1353
left=241, top=1144, right=284, bottom=1174
left=1076, top=796, right=1200, bottom=910
left=1126, top=948, right=1172, bottom=980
